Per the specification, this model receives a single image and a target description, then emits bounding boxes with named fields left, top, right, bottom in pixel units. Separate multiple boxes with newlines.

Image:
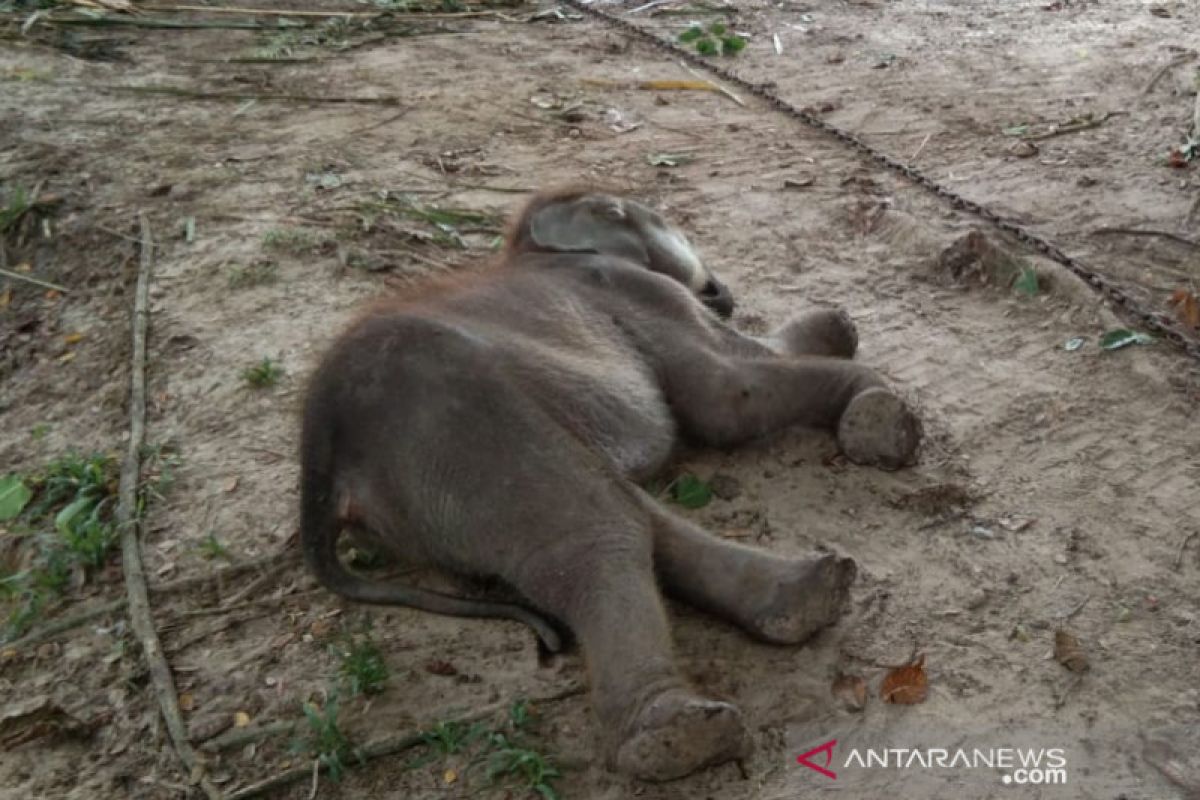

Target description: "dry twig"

left=1141, top=51, right=1198, bottom=96
left=0, top=267, right=69, bottom=293
left=1092, top=227, right=1200, bottom=250
left=5, top=549, right=300, bottom=650
left=118, top=215, right=222, bottom=800
left=76, top=83, right=402, bottom=105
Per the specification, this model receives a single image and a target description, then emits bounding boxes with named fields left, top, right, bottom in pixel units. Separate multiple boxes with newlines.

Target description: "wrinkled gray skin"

left=300, top=189, right=921, bottom=781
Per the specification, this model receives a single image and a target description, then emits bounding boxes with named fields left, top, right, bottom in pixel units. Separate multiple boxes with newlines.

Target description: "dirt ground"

left=1, top=0, right=1198, bottom=797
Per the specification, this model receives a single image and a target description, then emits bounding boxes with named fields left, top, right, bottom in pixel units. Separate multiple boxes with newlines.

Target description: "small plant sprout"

left=0, top=185, right=33, bottom=236
left=679, top=21, right=745, bottom=56
left=242, top=357, right=284, bottom=388
left=333, top=622, right=389, bottom=696
left=261, top=226, right=323, bottom=254
left=297, top=693, right=362, bottom=782
left=0, top=451, right=141, bottom=641
left=420, top=720, right=486, bottom=755
left=226, top=260, right=279, bottom=289
left=486, top=731, right=562, bottom=799
left=198, top=533, right=230, bottom=561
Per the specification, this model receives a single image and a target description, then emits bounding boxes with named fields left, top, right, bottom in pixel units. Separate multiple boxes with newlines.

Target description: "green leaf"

left=1099, top=329, right=1154, bottom=351
left=678, top=24, right=703, bottom=42
left=720, top=34, right=746, bottom=54
left=54, top=495, right=93, bottom=536
left=1002, top=124, right=1030, bottom=136
left=695, top=37, right=718, bottom=56
left=1063, top=337, right=1085, bottom=351
left=708, top=21, right=727, bottom=35
left=1013, top=266, right=1039, bottom=296
left=0, top=475, right=32, bottom=521
left=671, top=473, right=713, bottom=509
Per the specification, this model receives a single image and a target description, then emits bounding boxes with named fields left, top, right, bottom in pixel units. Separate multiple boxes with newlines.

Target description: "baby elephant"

left=300, top=188, right=921, bottom=781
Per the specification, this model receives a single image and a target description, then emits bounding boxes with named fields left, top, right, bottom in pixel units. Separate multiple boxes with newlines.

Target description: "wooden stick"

left=77, top=83, right=402, bottom=106
left=1141, top=51, right=1198, bottom=96
left=140, top=4, right=380, bottom=16
left=224, top=684, right=586, bottom=800
left=0, top=266, right=69, bottom=293
left=139, top=3, right=501, bottom=17
left=1023, top=112, right=1117, bottom=141
left=118, top=214, right=223, bottom=800
left=5, top=550, right=300, bottom=651
left=1092, top=226, right=1199, bottom=250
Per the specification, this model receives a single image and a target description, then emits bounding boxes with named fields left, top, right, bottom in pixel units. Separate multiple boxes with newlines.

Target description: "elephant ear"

left=528, top=195, right=650, bottom=266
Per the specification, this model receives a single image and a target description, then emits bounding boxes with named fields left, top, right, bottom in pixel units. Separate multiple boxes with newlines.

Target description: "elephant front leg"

left=639, top=491, right=857, bottom=644
left=664, top=354, right=921, bottom=469
left=759, top=307, right=859, bottom=359
left=514, top=536, right=750, bottom=781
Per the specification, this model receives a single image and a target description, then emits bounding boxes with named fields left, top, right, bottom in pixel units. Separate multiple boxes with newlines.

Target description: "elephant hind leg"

left=638, top=489, right=857, bottom=644
left=512, top=512, right=750, bottom=781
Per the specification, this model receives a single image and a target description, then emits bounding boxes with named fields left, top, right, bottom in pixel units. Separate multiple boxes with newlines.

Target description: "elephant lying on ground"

left=299, top=187, right=921, bottom=781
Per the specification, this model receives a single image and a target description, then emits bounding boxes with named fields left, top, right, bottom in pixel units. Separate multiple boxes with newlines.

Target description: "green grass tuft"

left=297, top=694, right=362, bottom=782
left=333, top=623, right=389, bottom=696
left=242, top=357, right=284, bottom=388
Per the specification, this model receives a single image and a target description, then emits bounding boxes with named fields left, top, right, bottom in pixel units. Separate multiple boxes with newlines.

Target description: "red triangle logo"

left=797, top=739, right=838, bottom=780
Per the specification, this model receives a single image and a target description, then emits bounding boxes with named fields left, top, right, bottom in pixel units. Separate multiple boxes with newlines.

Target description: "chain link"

left=560, top=0, right=1200, bottom=360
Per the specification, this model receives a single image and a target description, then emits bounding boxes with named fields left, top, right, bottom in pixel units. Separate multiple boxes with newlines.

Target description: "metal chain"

left=560, top=0, right=1200, bottom=361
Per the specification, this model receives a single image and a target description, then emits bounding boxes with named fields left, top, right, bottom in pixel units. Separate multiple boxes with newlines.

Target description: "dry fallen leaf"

left=0, top=289, right=11, bottom=310
left=178, top=693, right=195, bottom=712
left=223, top=477, right=240, bottom=494
left=880, top=653, right=929, bottom=704
left=1054, top=629, right=1090, bottom=672
left=443, top=768, right=458, bottom=785
left=831, top=672, right=867, bottom=712
left=425, top=659, right=458, bottom=677
left=1168, top=288, right=1200, bottom=329
left=63, top=332, right=84, bottom=345
left=233, top=711, right=251, bottom=728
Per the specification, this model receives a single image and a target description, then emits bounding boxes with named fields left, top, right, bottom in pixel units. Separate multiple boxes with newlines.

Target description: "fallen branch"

left=0, top=266, right=69, bottom=293
left=140, top=4, right=379, bottom=15
left=5, top=550, right=300, bottom=651
left=1023, top=112, right=1120, bottom=141
left=1092, top=226, right=1199, bottom=250
left=1141, top=51, right=1198, bottom=96
left=44, top=14, right=296, bottom=28
left=202, top=719, right=297, bottom=753
left=139, top=3, right=501, bottom=17
left=178, top=588, right=320, bottom=618
left=224, top=683, right=586, bottom=799
left=119, top=215, right=222, bottom=800
left=74, top=83, right=403, bottom=105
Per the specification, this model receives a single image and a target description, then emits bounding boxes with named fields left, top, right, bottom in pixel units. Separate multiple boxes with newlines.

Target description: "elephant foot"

left=777, top=308, right=859, bottom=358
left=615, top=690, right=750, bottom=781
left=746, top=553, right=857, bottom=645
left=838, top=387, right=922, bottom=469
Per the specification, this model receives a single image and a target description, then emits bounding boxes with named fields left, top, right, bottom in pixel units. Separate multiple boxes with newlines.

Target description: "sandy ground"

left=1, top=0, right=1198, bottom=798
